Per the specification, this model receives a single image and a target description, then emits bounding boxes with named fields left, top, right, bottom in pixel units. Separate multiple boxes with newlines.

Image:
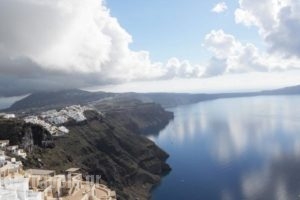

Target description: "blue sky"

left=106, top=0, right=261, bottom=63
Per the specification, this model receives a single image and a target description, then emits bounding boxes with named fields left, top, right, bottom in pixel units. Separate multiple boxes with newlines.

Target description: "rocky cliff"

left=0, top=118, right=53, bottom=152
left=0, top=101, right=173, bottom=200
left=92, top=98, right=174, bottom=136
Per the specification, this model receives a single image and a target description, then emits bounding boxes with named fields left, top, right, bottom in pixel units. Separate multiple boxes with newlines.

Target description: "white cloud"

left=163, top=58, right=204, bottom=79
left=204, top=30, right=240, bottom=60
left=0, top=0, right=167, bottom=80
left=1, top=0, right=300, bottom=96
left=0, top=0, right=203, bottom=96
left=87, top=71, right=300, bottom=94
left=205, top=57, right=227, bottom=76
left=235, top=0, right=300, bottom=57
left=203, top=29, right=300, bottom=76
left=203, top=30, right=269, bottom=75
left=212, top=2, right=228, bottom=13
left=206, top=0, right=300, bottom=77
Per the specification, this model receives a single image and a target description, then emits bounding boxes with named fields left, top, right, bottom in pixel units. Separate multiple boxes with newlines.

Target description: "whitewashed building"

left=0, top=113, right=16, bottom=119
left=7, top=145, right=19, bottom=153
left=0, top=140, right=9, bottom=148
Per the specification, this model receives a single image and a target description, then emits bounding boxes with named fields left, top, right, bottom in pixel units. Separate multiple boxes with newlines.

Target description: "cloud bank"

left=203, top=0, right=300, bottom=77
left=235, top=0, right=300, bottom=57
left=0, top=0, right=204, bottom=96
left=1, top=0, right=300, bottom=96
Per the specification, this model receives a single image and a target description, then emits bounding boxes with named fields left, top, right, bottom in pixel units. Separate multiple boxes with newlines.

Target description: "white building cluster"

left=0, top=149, right=116, bottom=200
left=23, top=116, right=69, bottom=137
left=0, top=150, right=40, bottom=200
left=0, top=113, right=16, bottom=119
left=23, top=105, right=93, bottom=137
left=0, top=140, right=27, bottom=159
left=40, top=105, right=91, bottom=125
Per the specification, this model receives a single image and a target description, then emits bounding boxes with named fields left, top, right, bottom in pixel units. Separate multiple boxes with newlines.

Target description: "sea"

left=152, top=96, right=300, bottom=200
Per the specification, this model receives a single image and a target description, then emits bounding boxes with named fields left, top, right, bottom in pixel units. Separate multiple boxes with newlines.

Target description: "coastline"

left=0, top=101, right=173, bottom=200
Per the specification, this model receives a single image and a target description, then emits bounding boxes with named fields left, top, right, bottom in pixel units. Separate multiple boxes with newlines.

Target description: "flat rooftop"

left=26, top=169, right=55, bottom=176
left=66, top=168, right=80, bottom=173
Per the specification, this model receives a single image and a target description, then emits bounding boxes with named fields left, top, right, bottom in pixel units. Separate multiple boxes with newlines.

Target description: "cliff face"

left=92, top=98, right=174, bottom=136
left=21, top=110, right=171, bottom=200
left=0, top=118, right=53, bottom=152
left=1, top=99, right=173, bottom=200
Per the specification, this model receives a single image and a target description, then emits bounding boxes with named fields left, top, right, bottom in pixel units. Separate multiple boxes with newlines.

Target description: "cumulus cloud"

left=1, top=0, right=300, bottom=96
left=212, top=2, right=228, bottom=13
left=203, top=30, right=269, bottom=75
left=235, top=0, right=300, bottom=58
left=205, top=0, right=300, bottom=77
left=162, top=58, right=204, bottom=79
left=203, top=28, right=300, bottom=76
left=0, top=0, right=203, bottom=96
left=204, top=30, right=240, bottom=60
left=204, top=57, right=227, bottom=77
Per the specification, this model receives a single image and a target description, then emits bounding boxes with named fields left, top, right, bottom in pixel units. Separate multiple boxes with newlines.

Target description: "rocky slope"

left=91, top=98, right=174, bottom=136
left=0, top=101, right=173, bottom=200
left=0, top=118, right=53, bottom=151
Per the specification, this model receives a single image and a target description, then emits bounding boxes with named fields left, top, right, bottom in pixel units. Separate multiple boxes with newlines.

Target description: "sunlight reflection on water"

left=0, top=95, right=27, bottom=109
left=152, top=96, right=300, bottom=200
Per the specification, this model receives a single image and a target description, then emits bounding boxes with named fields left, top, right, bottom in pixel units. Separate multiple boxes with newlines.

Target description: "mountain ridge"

left=5, top=84, right=300, bottom=112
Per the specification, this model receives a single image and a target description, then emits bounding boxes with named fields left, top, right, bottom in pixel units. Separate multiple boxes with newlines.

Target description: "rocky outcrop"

left=0, top=118, right=53, bottom=152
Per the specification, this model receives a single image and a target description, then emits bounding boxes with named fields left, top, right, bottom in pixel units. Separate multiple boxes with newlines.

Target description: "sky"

left=106, top=0, right=260, bottom=63
left=1, top=0, right=300, bottom=96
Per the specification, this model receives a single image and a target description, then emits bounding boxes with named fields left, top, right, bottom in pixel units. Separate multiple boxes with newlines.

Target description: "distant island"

left=4, top=84, right=300, bottom=112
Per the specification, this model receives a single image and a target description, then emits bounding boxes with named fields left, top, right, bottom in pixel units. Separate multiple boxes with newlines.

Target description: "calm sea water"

left=152, top=96, right=300, bottom=200
left=0, top=96, right=26, bottom=109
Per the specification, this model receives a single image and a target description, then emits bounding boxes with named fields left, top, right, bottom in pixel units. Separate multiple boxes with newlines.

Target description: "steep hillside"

left=22, top=110, right=171, bottom=200
left=0, top=101, right=173, bottom=200
left=0, top=118, right=53, bottom=151
left=92, top=98, right=174, bottom=135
